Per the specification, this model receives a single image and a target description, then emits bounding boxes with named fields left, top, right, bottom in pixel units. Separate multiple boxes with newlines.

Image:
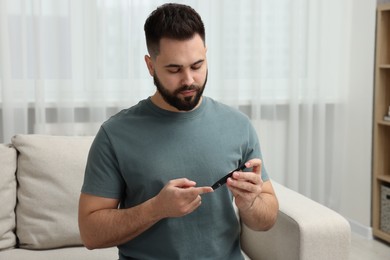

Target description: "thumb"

left=245, top=158, right=262, bottom=174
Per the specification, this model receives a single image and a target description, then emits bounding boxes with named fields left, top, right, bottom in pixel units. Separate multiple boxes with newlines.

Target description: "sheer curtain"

left=0, top=0, right=353, bottom=209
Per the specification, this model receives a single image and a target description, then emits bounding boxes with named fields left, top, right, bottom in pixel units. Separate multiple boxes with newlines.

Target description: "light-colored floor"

left=350, top=232, right=390, bottom=260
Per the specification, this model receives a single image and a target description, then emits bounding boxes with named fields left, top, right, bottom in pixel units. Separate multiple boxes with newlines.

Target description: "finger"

left=228, top=177, right=259, bottom=193
left=228, top=173, right=263, bottom=193
left=169, top=178, right=196, bottom=188
left=228, top=185, right=255, bottom=202
left=245, top=158, right=262, bottom=167
left=232, top=171, right=261, bottom=185
left=185, top=195, right=203, bottom=214
left=193, top=186, right=214, bottom=195
left=179, top=186, right=213, bottom=202
left=245, top=158, right=262, bottom=176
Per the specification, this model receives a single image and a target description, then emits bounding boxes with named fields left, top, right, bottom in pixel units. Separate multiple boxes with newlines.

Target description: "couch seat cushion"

left=0, top=246, right=118, bottom=260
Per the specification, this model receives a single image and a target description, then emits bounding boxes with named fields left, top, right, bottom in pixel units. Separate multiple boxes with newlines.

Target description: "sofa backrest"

left=0, top=135, right=95, bottom=250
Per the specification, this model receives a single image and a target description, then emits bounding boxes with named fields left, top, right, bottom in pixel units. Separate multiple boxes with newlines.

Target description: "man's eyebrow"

left=164, top=59, right=204, bottom=68
left=191, top=59, right=204, bottom=66
left=164, top=64, right=182, bottom=68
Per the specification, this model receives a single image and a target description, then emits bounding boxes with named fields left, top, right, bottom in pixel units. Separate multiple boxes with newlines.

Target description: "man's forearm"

left=79, top=179, right=212, bottom=249
left=79, top=197, right=161, bottom=249
left=239, top=192, right=279, bottom=231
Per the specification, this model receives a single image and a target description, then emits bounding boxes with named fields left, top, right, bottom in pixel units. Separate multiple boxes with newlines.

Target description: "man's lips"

left=180, top=90, right=196, bottom=97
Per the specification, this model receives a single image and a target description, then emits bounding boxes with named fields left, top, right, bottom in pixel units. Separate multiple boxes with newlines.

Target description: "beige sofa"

left=0, top=134, right=351, bottom=260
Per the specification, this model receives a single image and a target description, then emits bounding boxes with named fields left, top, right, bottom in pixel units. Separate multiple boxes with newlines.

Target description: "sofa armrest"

left=240, top=181, right=351, bottom=260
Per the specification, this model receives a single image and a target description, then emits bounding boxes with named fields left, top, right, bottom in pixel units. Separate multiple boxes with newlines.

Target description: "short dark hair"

left=144, top=3, right=205, bottom=58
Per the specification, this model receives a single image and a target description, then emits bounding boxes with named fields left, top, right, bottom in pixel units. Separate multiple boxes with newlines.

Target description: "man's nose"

left=181, top=69, right=195, bottom=86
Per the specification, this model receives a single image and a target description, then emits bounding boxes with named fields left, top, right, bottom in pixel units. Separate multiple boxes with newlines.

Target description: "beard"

left=153, top=71, right=208, bottom=111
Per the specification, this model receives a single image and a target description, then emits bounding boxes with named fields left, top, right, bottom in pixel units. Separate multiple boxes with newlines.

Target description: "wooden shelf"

left=373, top=229, right=390, bottom=243
left=377, top=175, right=390, bottom=183
left=372, top=4, right=390, bottom=244
left=378, top=120, right=390, bottom=126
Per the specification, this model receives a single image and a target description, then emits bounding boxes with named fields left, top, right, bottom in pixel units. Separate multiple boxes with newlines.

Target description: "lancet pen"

left=211, top=163, right=247, bottom=190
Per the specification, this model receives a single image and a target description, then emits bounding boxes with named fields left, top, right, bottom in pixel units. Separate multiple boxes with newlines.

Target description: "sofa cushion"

left=0, top=144, right=17, bottom=250
left=0, top=246, right=118, bottom=260
left=12, top=135, right=94, bottom=249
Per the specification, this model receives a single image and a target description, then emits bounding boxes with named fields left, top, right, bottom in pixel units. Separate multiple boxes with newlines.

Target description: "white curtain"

left=0, top=0, right=354, bottom=210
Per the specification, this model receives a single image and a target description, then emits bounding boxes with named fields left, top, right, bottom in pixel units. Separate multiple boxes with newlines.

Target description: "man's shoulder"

left=103, top=99, right=151, bottom=127
left=205, top=97, right=250, bottom=121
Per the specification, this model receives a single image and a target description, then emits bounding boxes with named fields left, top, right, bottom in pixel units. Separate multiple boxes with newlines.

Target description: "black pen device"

left=211, top=163, right=247, bottom=190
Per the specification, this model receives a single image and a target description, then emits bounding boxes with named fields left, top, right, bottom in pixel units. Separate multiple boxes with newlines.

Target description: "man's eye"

left=168, top=68, right=181, bottom=73
left=191, top=65, right=202, bottom=70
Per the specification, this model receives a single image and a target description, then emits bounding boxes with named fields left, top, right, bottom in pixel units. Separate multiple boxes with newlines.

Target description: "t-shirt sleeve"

left=244, top=122, right=270, bottom=182
left=81, top=126, right=125, bottom=199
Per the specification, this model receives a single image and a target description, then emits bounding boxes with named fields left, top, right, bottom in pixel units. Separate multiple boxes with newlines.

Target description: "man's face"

left=145, top=34, right=208, bottom=112
left=153, top=70, right=207, bottom=111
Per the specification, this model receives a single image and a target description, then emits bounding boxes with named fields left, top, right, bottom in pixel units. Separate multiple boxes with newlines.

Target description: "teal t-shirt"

left=82, top=97, right=269, bottom=260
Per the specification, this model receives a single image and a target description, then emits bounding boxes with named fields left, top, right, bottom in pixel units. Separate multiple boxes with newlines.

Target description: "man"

left=78, top=3, right=278, bottom=260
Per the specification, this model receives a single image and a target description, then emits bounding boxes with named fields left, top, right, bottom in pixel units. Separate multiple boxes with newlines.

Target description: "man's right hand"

left=79, top=178, right=212, bottom=249
left=152, top=178, right=213, bottom=218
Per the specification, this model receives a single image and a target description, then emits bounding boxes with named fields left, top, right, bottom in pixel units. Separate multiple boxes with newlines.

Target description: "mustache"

left=173, top=85, right=200, bottom=95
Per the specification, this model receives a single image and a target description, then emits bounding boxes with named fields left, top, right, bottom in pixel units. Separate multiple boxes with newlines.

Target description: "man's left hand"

left=226, top=158, right=263, bottom=211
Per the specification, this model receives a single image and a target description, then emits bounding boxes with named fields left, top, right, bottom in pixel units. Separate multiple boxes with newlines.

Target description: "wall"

left=339, top=0, right=376, bottom=237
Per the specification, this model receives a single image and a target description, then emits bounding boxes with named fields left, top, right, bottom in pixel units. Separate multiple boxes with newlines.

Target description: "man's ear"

left=144, top=55, right=154, bottom=76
